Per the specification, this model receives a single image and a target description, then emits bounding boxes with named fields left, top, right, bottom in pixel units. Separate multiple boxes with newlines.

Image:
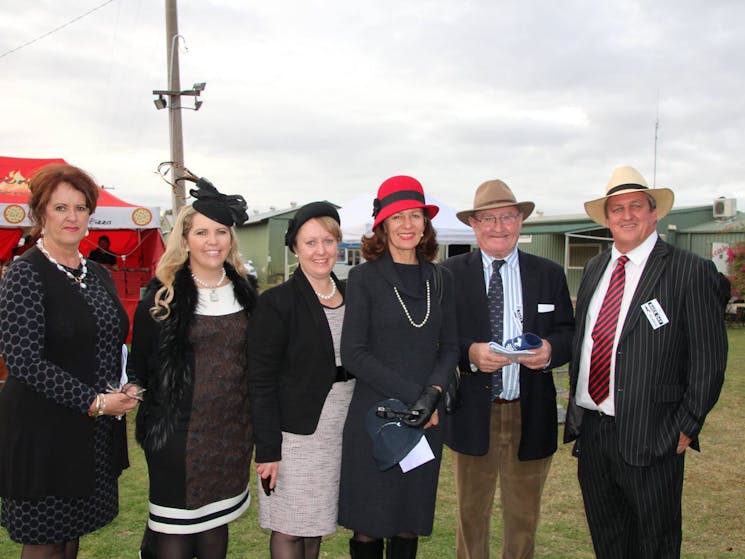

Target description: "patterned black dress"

left=141, top=285, right=254, bottom=534
left=0, top=257, right=125, bottom=544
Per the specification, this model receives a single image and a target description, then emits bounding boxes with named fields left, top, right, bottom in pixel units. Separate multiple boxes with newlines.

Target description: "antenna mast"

left=653, top=91, right=660, bottom=187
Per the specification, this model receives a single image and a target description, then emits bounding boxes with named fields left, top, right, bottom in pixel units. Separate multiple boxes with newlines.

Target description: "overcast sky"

left=2, top=0, right=744, bottom=220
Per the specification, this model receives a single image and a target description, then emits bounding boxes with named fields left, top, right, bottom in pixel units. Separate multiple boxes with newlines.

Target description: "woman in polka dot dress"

left=0, top=164, right=140, bottom=558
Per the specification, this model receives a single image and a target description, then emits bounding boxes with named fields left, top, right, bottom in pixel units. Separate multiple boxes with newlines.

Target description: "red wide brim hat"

left=371, top=175, right=439, bottom=230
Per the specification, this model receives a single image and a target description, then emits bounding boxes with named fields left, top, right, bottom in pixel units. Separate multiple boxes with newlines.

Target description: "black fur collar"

left=136, top=262, right=257, bottom=451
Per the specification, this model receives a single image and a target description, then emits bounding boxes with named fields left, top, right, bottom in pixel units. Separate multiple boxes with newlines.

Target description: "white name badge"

left=641, top=299, right=669, bottom=330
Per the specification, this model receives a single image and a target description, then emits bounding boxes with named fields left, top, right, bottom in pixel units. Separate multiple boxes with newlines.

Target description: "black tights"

left=21, top=539, right=79, bottom=559
left=269, top=531, right=322, bottom=559
left=353, top=531, right=417, bottom=542
left=156, top=525, right=229, bottom=559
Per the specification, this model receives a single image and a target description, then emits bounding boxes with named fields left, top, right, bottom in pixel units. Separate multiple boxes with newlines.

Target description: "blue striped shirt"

left=481, top=248, right=523, bottom=400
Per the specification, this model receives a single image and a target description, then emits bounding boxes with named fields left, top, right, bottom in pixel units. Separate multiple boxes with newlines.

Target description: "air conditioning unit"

left=713, top=198, right=736, bottom=219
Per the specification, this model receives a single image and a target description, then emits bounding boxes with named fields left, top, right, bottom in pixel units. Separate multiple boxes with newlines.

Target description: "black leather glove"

left=403, top=386, right=442, bottom=427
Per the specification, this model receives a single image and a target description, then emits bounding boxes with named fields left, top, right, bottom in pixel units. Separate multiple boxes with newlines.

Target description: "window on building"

left=341, top=247, right=362, bottom=266
left=568, top=243, right=602, bottom=269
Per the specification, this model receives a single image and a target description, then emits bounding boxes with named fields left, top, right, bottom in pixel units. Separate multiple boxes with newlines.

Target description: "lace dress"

left=257, top=303, right=354, bottom=536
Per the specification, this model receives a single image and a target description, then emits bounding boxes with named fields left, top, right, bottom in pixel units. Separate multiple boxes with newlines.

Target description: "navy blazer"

left=564, top=239, right=727, bottom=466
left=443, top=249, right=574, bottom=460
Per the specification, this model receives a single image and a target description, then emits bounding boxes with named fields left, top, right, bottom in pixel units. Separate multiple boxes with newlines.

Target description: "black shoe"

left=349, top=537, right=384, bottom=559
left=386, top=536, right=418, bottom=559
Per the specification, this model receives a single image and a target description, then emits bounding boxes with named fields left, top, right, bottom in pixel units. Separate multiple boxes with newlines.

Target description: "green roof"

left=521, top=221, right=601, bottom=234
left=520, top=205, right=722, bottom=236
left=678, top=212, right=745, bottom=233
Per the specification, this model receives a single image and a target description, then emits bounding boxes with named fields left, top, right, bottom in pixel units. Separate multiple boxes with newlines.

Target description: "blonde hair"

left=150, top=206, right=248, bottom=319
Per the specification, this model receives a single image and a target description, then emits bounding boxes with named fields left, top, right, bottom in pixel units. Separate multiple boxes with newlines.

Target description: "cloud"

left=2, top=0, right=743, bottom=217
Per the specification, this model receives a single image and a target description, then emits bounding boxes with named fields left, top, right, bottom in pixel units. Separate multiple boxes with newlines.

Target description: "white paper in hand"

left=119, top=344, right=129, bottom=386
left=488, top=342, right=536, bottom=363
left=399, top=434, right=435, bottom=473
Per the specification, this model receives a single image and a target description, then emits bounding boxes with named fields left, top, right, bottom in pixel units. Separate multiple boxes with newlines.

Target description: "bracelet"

left=97, top=393, right=107, bottom=417
left=88, top=393, right=101, bottom=417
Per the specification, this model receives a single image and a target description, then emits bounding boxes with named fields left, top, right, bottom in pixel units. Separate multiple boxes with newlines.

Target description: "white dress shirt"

left=576, top=232, right=658, bottom=415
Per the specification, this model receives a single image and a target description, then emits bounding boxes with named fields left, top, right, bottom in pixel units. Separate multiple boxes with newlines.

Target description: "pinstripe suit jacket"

left=564, top=238, right=727, bottom=466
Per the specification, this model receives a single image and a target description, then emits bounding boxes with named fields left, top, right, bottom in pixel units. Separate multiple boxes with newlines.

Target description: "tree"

left=727, top=242, right=745, bottom=299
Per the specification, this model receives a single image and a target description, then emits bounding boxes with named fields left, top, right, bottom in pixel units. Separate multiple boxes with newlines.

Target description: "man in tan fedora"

left=564, top=166, right=728, bottom=558
left=443, top=179, right=574, bottom=558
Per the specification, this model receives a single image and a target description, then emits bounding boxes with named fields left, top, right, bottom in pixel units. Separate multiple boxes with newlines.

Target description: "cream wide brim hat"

left=584, top=166, right=674, bottom=226
left=456, top=179, right=535, bottom=226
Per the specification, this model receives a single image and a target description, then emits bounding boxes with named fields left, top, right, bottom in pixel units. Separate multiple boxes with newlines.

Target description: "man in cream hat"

left=564, top=166, right=727, bottom=557
left=443, top=179, right=575, bottom=558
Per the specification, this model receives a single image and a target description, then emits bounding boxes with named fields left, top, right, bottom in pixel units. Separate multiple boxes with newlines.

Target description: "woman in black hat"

left=247, top=201, right=354, bottom=559
left=129, top=179, right=258, bottom=558
left=339, top=176, right=459, bottom=559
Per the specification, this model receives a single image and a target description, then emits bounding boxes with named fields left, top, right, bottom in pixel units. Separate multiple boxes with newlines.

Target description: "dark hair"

left=28, top=164, right=99, bottom=237
left=360, top=218, right=439, bottom=262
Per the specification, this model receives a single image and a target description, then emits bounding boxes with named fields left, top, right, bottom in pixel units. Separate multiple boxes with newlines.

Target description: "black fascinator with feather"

left=188, top=178, right=248, bottom=227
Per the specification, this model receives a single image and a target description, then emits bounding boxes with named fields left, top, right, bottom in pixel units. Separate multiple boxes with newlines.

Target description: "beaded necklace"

left=393, top=280, right=430, bottom=328
left=36, top=238, right=88, bottom=289
left=191, top=268, right=227, bottom=302
left=314, top=279, right=337, bottom=300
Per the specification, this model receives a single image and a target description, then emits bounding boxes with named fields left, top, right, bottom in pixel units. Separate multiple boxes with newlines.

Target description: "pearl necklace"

left=393, top=280, right=430, bottom=328
left=192, top=268, right=227, bottom=302
left=36, top=238, right=88, bottom=289
left=314, top=280, right=337, bottom=300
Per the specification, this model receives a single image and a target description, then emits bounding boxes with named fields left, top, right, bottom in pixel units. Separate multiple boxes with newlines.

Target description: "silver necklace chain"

left=36, top=238, right=88, bottom=289
left=393, top=280, right=430, bottom=328
left=314, top=279, right=337, bottom=300
left=191, top=268, right=227, bottom=302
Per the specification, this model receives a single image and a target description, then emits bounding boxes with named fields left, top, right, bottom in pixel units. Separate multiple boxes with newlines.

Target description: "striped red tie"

left=588, top=255, right=629, bottom=405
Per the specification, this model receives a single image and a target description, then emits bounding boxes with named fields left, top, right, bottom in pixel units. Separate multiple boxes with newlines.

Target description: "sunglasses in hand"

left=261, top=475, right=274, bottom=497
left=375, top=405, right=421, bottom=422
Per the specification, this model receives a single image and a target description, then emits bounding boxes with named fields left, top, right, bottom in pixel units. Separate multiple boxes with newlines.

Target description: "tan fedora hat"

left=456, top=179, right=535, bottom=226
left=584, top=166, right=674, bottom=226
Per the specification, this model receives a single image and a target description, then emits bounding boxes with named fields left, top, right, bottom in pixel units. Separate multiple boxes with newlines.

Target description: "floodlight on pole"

left=150, top=0, right=208, bottom=214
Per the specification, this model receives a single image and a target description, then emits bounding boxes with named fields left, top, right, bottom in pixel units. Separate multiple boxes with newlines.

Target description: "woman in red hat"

left=339, top=175, right=459, bottom=559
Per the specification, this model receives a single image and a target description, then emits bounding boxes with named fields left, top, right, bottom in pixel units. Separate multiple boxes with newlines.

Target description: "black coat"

left=442, top=249, right=575, bottom=460
left=0, top=247, right=129, bottom=498
left=130, top=262, right=258, bottom=452
left=247, top=267, right=346, bottom=463
left=338, top=252, right=459, bottom=537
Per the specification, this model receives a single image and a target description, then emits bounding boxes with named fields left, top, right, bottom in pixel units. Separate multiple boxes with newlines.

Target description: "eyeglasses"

left=472, top=213, right=520, bottom=227
left=375, top=405, right=420, bottom=421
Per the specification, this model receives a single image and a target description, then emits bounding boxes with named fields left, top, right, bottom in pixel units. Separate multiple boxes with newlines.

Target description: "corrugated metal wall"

left=676, top=232, right=745, bottom=258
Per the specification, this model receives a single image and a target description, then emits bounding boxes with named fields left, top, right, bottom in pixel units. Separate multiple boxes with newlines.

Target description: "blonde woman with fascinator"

left=0, top=164, right=139, bottom=559
left=129, top=178, right=258, bottom=559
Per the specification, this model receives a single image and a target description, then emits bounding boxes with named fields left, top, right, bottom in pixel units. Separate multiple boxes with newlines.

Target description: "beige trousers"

left=453, top=400, right=552, bottom=559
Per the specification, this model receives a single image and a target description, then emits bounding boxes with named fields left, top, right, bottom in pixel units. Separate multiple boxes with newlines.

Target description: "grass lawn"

left=1, top=328, right=743, bottom=558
